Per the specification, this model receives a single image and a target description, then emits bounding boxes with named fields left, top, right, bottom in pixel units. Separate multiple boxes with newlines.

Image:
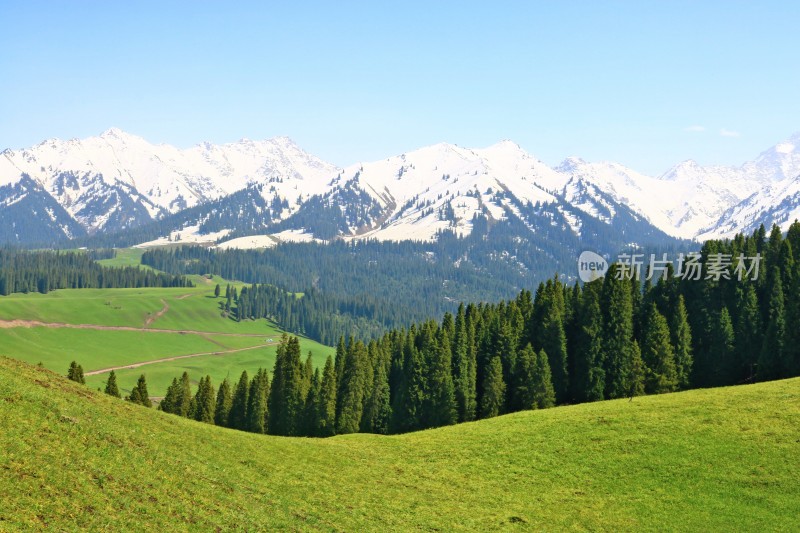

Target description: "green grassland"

left=1, top=356, right=798, bottom=531
left=0, top=281, right=334, bottom=396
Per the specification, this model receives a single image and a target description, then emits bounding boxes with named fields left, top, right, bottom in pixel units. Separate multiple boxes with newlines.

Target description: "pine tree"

left=159, top=377, right=181, bottom=414
left=641, top=303, right=678, bottom=394
left=532, top=349, right=556, bottom=409
left=480, top=356, right=506, bottom=419
left=67, top=361, right=85, bottom=384
left=228, top=370, right=250, bottom=430
left=600, top=264, right=636, bottom=399
left=670, top=295, right=693, bottom=389
left=191, top=376, right=216, bottom=424
left=316, top=355, right=337, bottom=437
left=173, top=372, right=192, bottom=417
left=759, top=267, right=786, bottom=380
left=214, top=377, right=233, bottom=427
left=572, top=280, right=605, bottom=402
left=710, top=307, right=736, bottom=386
left=628, top=341, right=645, bottom=398
left=269, top=335, right=305, bottom=436
left=424, top=328, right=457, bottom=427
left=214, top=284, right=221, bottom=298
left=452, top=304, right=472, bottom=422
left=336, top=340, right=369, bottom=434
left=127, top=374, right=152, bottom=407
left=104, top=369, right=121, bottom=398
left=734, top=284, right=761, bottom=383
left=247, top=369, right=270, bottom=434
left=362, top=352, right=391, bottom=434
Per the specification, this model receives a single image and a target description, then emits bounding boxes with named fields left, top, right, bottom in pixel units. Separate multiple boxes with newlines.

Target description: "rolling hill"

left=1, top=356, right=797, bottom=530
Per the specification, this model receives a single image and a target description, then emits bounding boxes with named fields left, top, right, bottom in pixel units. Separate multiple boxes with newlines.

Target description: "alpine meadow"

left=3, top=2, right=800, bottom=531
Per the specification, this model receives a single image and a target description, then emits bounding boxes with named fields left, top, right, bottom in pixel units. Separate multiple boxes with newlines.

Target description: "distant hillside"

left=1, top=356, right=797, bottom=530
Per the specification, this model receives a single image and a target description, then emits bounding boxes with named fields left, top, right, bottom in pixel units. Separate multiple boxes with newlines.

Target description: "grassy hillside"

left=0, top=282, right=334, bottom=396
left=1, top=356, right=797, bottom=531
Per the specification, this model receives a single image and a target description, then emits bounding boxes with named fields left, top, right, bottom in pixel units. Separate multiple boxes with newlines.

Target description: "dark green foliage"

left=0, top=248, right=190, bottom=296
left=759, top=268, right=786, bottom=381
left=247, top=369, right=270, bottom=434
left=104, top=370, right=121, bottom=398
left=572, top=280, right=605, bottom=402
left=268, top=335, right=305, bottom=436
left=514, top=345, right=555, bottom=410
left=641, top=303, right=678, bottom=394
left=316, top=356, right=337, bottom=437
left=480, top=357, right=506, bottom=419
left=228, top=371, right=250, bottom=431
left=190, top=376, right=216, bottom=424
left=67, top=361, right=85, bottom=385
left=362, top=350, right=391, bottom=434
left=670, top=295, right=693, bottom=389
left=600, top=265, right=636, bottom=399
left=214, top=378, right=232, bottom=427
left=336, top=340, right=369, bottom=434
left=214, top=284, right=221, bottom=298
left=127, top=374, right=151, bottom=408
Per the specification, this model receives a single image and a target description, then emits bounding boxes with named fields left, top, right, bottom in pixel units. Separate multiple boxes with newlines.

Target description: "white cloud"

left=720, top=128, right=740, bottom=138
left=684, top=125, right=705, bottom=132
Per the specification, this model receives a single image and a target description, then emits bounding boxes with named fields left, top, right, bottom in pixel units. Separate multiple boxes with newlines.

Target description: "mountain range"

left=2, top=128, right=799, bottom=248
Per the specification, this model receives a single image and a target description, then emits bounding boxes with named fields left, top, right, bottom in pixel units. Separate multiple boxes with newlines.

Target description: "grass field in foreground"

left=0, top=283, right=334, bottom=395
left=1, top=356, right=797, bottom=531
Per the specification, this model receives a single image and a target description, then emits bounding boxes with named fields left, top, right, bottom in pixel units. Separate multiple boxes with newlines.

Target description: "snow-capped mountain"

left=0, top=128, right=339, bottom=239
left=1, top=128, right=799, bottom=248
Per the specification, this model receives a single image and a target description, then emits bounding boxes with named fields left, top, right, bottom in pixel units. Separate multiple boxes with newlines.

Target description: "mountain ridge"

left=2, top=129, right=799, bottom=247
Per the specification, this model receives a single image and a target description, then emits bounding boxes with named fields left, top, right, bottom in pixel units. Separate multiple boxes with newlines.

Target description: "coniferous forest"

left=111, top=222, right=800, bottom=437
left=0, top=249, right=191, bottom=295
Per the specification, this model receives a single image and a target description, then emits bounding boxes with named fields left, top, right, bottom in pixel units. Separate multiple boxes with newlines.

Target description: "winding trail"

left=84, top=342, right=279, bottom=376
left=143, top=299, right=170, bottom=327
left=0, top=319, right=268, bottom=338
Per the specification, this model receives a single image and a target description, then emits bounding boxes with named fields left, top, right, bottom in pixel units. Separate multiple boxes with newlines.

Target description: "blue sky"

left=1, top=1, right=798, bottom=174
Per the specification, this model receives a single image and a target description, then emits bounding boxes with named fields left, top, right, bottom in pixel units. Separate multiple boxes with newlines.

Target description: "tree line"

left=80, top=221, right=799, bottom=437
left=0, top=249, right=191, bottom=296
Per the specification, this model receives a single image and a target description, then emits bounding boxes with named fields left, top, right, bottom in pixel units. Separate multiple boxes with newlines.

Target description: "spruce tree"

left=451, top=304, right=472, bottom=422
left=734, top=284, right=761, bottom=383
left=191, top=376, right=216, bottom=424
left=424, top=328, right=457, bottom=427
left=336, top=340, right=369, bottom=434
left=362, top=352, right=392, bottom=434
left=214, top=284, right=221, bottom=298
left=670, top=295, right=693, bottom=389
left=228, top=370, right=250, bottom=430
left=628, top=341, right=645, bottom=398
left=480, top=356, right=506, bottom=419
left=572, top=280, right=605, bottom=402
left=127, top=374, right=152, bottom=407
left=247, top=369, right=270, bottom=434
left=316, top=355, right=337, bottom=437
left=532, top=349, right=556, bottom=409
left=67, top=361, right=85, bottom=384
left=176, top=371, right=192, bottom=417
left=214, top=377, right=233, bottom=427
left=513, top=344, right=538, bottom=409
left=159, top=377, right=180, bottom=414
left=269, top=335, right=305, bottom=436
left=759, top=267, right=786, bottom=380
left=641, top=303, right=678, bottom=394
left=303, top=368, right=322, bottom=436
left=104, top=369, right=121, bottom=398
left=600, top=264, right=636, bottom=399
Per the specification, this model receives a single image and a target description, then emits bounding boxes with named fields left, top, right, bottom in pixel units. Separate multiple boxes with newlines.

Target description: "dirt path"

left=0, top=318, right=268, bottom=338
left=143, top=299, right=169, bottom=327
left=84, top=342, right=279, bottom=376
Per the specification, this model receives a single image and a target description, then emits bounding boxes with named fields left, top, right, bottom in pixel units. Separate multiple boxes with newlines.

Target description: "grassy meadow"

left=0, top=273, right=334, bottom=396
left=1, top=356, right=798, bottom=530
